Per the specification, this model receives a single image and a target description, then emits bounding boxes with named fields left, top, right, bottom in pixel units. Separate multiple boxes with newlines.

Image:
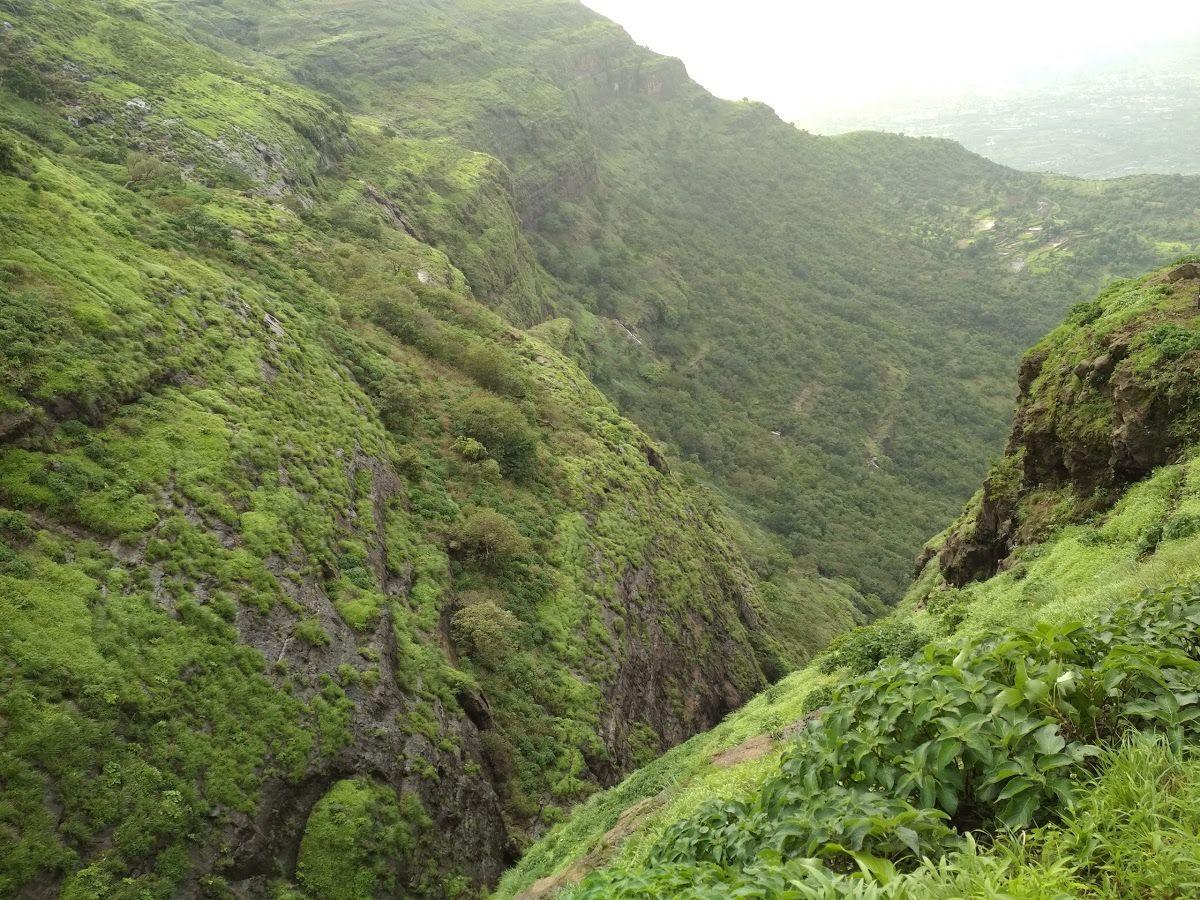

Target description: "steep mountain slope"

left=153, top=0, right=1200, bottom=599
left=502, top=260, right=1200, bottom=897
left=0, top=2, right=878, bottom=896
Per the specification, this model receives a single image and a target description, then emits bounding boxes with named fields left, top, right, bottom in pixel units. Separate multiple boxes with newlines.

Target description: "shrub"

left=375, top=376, right=419, bottom=434
left=1137, top=523, right=1165, bottom=556
left=925, top=587, right=969, bottom=632
left=171, top=206, right=233, bottom=249
left=325, top=201, right=382, bottom=239
left=0, top=540, right=31, bottom=577
left=479, top=731, right=515, bottom=779
left=1067, top=300, right=1103, bottom=325
left=818, top=619, right=930, bottom=674
left=392, top=445, right=425, bottom=480
left=124, top=151, right=178, bottom=189
left=1144, top=323, right=1200, bottom=360
left=452, top=395, right=537, bottom=478
left=455, top=509, right=528, bottom=570
left=1164, top=513, right=1200, bottom=542
left=459, top=344, right=526, bottom=397
left=0, top=508, right=34, bottom=541
left=370, top=292, right=434, bottom=348
left=296, top=778, right=434, bottom=900
left=451, top=600, right=519, bottom=665
left=800, top=684, right=832, bottom=715
left=0, top=136, right=21, bottom=175
left=451, top=436, right=488, bottom=461
left=294, top=618, right=330, bottom=647
left=1, top=63, right=49, bottom=102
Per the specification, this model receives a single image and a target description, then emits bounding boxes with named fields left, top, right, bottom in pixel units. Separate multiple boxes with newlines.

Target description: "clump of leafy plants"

left=452, top=396, right=538, bottom=479
left=577, top=582, right=1200, bottom=896
left=1143, top=323, right=1200, bottom=360
left=817, top=619, right=931, bottom=675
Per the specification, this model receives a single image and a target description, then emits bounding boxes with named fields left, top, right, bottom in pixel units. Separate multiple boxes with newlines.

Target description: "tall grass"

left=910, top=737, right=1200, bottom=899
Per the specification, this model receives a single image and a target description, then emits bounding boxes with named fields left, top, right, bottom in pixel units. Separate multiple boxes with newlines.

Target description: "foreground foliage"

left=574, top=583, right=1200, bottom=896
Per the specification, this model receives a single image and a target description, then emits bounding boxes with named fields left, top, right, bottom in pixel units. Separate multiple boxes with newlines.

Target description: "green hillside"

left=0, top=2, right=876, bottom=895
left=3, top=0, right=1200, bottom=897
left=505, top=261, right=1200, bottom=897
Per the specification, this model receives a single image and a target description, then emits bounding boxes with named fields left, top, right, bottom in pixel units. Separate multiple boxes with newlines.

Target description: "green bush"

left=374, top=376, right=419, bottom=434
left=459, top=344, right=527, bottom=397
left=124, top=151, right=178, bottom=189
left=369, top=292, right=429, bottom=346
left=296, top=778, right=435, bottom=899
left=451, top=435, right=489, bottom=461
left=0, top=136, right=20, bottom=175
left=1164, top=513, right=1200, bottom=542
left=455, top=508, right=528, bottom=570
left=1, top=63, right=50, bottom=102
left=925, top=587, right=970, bottom=632
left=452, top=395, right=537, bottom=479
left=451, top=600, right=520, bottom=665
left=1144, top=323, right=1200, bottom=360
left=0, top=508, right=34, bottom=541
left=1136, top=522, right=1165, bottom=556
left=818, top=619, right=931, bottom=675
left=294, top=618, right=330, bottom=647
left=800, top=684, right=833, bottom=715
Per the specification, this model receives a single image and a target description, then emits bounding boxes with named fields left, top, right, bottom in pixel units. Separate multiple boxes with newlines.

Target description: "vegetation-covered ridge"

left=933, top=258, right=1200, bottom=591
left=0, top=1, right=876, bottom=896
left=501, top=261, right=1200, bottom=898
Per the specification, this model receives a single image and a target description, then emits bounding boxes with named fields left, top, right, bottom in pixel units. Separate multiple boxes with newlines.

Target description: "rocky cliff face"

left=935, top=261, right=1200, bottom=586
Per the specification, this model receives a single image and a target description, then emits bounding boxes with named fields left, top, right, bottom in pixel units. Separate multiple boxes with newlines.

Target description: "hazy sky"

left=583, top=0, right=1200, bottom=122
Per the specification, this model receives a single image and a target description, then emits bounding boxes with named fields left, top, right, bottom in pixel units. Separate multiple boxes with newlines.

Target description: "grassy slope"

left=0, top=1, right=876, bottom=895
left=152, top=0, right=889, bottom=652
left=499, top=262, right=1200, bottom=896
left=898, top=737, right=1200, bottom=897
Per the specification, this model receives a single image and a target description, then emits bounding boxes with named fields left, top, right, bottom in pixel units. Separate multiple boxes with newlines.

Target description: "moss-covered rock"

left=938, top=262, right=1200, bottom=586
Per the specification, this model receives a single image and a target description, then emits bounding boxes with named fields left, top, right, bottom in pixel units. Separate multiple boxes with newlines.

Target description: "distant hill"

left=805, top=41, right=1200, bottom=178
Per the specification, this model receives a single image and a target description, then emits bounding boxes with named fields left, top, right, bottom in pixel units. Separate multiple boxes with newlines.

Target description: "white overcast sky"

left=582, top=0, right=1200, bottom=122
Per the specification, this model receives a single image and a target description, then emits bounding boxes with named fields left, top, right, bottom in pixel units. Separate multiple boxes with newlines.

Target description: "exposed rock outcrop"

left=937, top=265, right=1200, bottom=586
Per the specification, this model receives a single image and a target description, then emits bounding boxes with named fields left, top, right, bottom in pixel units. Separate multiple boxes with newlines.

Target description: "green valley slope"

left=0, top=2, right=875, bottom=896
